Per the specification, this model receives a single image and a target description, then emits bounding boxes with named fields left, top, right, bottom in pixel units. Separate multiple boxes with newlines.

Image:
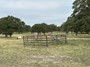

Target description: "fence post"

left=65, top=33, right=67, bottom=43
left=23, top=36, right=25, bottom=47
left=46, top=35, right=48, bottom=47
left=56, top=35, right=59, bottom=45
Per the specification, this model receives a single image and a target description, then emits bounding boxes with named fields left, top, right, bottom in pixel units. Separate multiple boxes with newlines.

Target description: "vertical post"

left=65, top=33, right=67, bottom=44
left=33, top=36, right=35, bottom=46
left=23, top=36, right=25, bottom=47
left=27, top=36, right=28, bottom=42
left=46, top=35, right=48, bottom=47
left=56, top=35, right=58, bottom=45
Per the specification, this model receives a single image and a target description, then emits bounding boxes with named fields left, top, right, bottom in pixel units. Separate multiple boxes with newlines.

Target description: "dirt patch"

left=29, top=55, right=72, bottom=63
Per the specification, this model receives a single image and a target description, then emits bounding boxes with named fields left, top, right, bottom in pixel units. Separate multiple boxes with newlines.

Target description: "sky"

left=0, top=0, right=74, bottom=26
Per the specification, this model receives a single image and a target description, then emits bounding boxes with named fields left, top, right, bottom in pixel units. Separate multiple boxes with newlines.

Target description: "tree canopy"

left=31, top=23, right=58, bottom=35
left=0, top=16, right=31, bottom=37
left=61, top=0, right=90, bottom=35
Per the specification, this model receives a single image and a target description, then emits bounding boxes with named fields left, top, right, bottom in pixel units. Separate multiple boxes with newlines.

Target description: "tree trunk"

left=5, top=34, right=8, bottom=37
left=75, top=32, right=78, bottom=36
left=44, top=33, right=46, bottom=35
left=9, top=33, right=12, bottom=37
left=10, top=34, right=12, bottom=37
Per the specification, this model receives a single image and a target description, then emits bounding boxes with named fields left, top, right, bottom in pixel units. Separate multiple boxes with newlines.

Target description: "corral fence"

left=23, top=34, right=67, bottom=47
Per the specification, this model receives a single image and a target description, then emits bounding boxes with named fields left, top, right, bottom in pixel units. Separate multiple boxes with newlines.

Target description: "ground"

left=0, top=33, right=90, bottom=67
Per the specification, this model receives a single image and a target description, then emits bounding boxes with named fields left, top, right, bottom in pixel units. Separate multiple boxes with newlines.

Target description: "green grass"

left=0, top=33, right=90, bottom=67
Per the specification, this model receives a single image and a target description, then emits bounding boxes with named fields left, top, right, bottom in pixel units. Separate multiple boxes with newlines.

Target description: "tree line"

left=31, top=23, right=61, bottom=35
left=1, top=0, right=89, bottom=37
left=0, top=16, right=61, bottom=37
left=61, top=0, right=90, bottom=36
left=0, top=16, right=31, bottom=37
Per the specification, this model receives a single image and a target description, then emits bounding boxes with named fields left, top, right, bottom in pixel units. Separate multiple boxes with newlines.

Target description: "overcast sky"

left=0, top=0, right=74, bottom=26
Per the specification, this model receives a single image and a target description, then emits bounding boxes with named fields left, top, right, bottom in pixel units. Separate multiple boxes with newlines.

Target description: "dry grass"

left=0, top=33, right=90, bottom=67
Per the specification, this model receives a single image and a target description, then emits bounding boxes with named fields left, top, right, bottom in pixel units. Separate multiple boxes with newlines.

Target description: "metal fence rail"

left=23, top=34, right=67, bottom=47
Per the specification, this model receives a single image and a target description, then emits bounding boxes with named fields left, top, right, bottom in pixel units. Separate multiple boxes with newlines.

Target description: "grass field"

left=0, top=33, right=90, bottom=67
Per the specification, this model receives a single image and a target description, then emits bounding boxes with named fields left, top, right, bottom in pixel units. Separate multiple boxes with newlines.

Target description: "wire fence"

left=23, top=34, right=67, bottom=47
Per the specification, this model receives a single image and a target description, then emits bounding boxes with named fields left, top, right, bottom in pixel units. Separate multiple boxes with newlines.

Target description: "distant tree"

left=0, top=16, right=26, bottom=37
left=31, top=23, right=49, bottom=35
left=61, top=0, right=90, bottom=36
left=24, top=25, right=31, bottom=32
left=48, top=24, right=57, bottom=33
left=41, top=23, right=49, bottom=34
left=60, top=17, right=74, bottom=34
left=16, top=21, right=25, bottom=33
left=72, top=0, right=90, bottom=35
left=57, top=26, right=61, bottom=32
left=31, top=24, right=42, bottom=34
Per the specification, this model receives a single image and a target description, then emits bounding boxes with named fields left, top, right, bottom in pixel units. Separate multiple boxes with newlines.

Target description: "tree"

left=72, top=0, right=90, bottom=35
left=49, top=24, right=57, bottom=33
left=16, top=21, right=25, bottom=33
left=61, top=0, right=90, bottom=36
left=31, top=24, right=42, bottom=34
left=24, top=25, right=31, bottom=32
left=31, top=23, right=49, bottom=35
left=41, top=23, right=49, bottom=34
left=57, top=26, right=61, bottom=32
left=0, top=16, right=26, bottom=37
left=60, top=17, right=74, bottom=34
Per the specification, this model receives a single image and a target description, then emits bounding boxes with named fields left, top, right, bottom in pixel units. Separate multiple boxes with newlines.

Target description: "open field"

left=0, top=33, right=90, bottom=67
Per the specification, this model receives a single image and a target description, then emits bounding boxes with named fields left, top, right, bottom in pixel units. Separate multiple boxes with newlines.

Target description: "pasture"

left=0, top=33, right=90, bottom=67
